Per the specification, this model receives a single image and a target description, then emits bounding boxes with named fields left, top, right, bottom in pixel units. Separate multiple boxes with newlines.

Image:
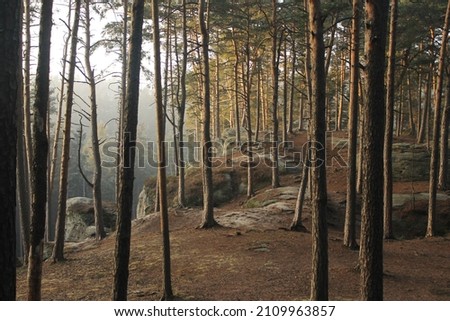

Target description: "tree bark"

left=308, top=0, right=328, bottom=301
left=255, top=61, right=262, bottom=142
left=232, top=25, right=241, bottom=144
left=290, top=144, right=309, bottom=232
left=117, top=0, right=128, bottom=203
left=240, top=6, right=255, bottom=199
left=298, top=93, right=304, bottom=131
left=16, top=4, right=30, bottom=264
left=17, top=101, right=31, bottom=265
left=21, top=0, right=33, bottom=249
left=407, top=75, right=417, bottom=137
left=304, top=0, right=313, bottom=123
left=336, top=50, right=346, bottom=131
left=152, top=0, right=174, bottom=300
left=52, top=0, right=82, bottom=262
left=438, top=67, right=450, bottom=190
left=282, top=36, right=288, bottom=146
left=84, top=0, right=106, bottom=240
left=271, top=0, right=281, bottom=188
left=356, top=78, right=365, bottom=194
left=176, top=0, right=188, bottom=208
left=396, top=84, right=403, bottom=137
left=215, top=50, right=221, bottom=140
left=343, top=0, right=360, bottom=250
left=360, top=0, right=389, bottom=301
left=427, top=0, right=450, bottom=237
left=383, top=0, right=398, bottom=240
left=0, top=0, right=21, bottom=301
left=23, top=0, right=33, bottom=193
left=288, top=38, right=296, bottom=134
left=198, top=0, right=216, bottom=228
left=48, top=0, right=73, bottom=242
left=113, top=0, right=145, bottom=301
left=27, top=0, right=53, bottom=301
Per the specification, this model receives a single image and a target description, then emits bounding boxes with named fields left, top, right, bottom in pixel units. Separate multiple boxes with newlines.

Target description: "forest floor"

left=16, top=132, right=450, bottom=300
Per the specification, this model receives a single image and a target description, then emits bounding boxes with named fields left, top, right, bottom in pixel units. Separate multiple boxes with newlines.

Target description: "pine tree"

left=383, top=0, right=398, bottom=240
left=113, top=0, right=145, bottom=300
left=359, top=0, right=389, bottom=301
left=0, top=0, right=21, bottom=301
left=308, top=0, right=328, bottom=301
left=198, top=0, right=217, bottom=228
left=52, top=0, right=82, bottom=262
left=152, top=0, right=173, bottom=300
left=27, top=0, right=54, bottom=300
left=343, top=0, right=360, bottom=250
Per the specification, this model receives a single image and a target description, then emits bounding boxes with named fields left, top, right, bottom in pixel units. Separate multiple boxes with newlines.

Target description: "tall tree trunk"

left=21, top=0, right=33, bottom=247
left=356, top=78, right=365, bottom=194
left=232, top=29, right=241, bottom=144
left=48, top=0, right=73, bottom=242
left=169, top=29, right=179, bottom=178
left=304, top=0, right=313, bottom=122
left=438, top=68, right=450, bottom=190
left=255, top=61, right=262, bottom=142
left=427, top=0, right=450, bottom=237
left=418, top=69, right=432, bottom=144
left=383, top=0, right=398, bottom=240
left=343, top=0, right=360, bottom=250
left=288, top=38, right=296, bottom=134
left=426, top=70, right=433, bottom=148
left=117, top=0, right=129, bottom=203
left=215, top=50, right=221, bottom=140
left=396, top=85, right=403, bottom=137
left=360, top=0, right=389, bottom=301
left=176, top=0, right=188, bottom=208
left=298, top=93, right=304, bottom=131
left=407, top=75, right=417, bottom=137
left=324, top=14, right=337, bottom=78
left=290, top=145, right=309, bottom=232
left=52, top=0, right=82, bottom=262
left=282, top=36, right=288, bottom=146
left=17, top=100, right=31, bottom=265
left=23, top=0, right=33, bottom=190
left=84, top=0, right=105, bottom=240
left=113, top=0, right=144, bottom=301
left=198, top=0, right=216, bottom=228
left=291, top=0, right=313, bottom=230
left=244, top=22, right=254, bottom=198
left=271, top=0, right=281, bottom=188
left=152, top=0, right=173, bottom=300
left=0, top=0, right=21, bottom=301
left=308, top=0, right=328, bottom=301
left=27, top=0, right=53, bottom=301
left=336, top=50, right=346, bottom=131
left=262, top=76, right=268, bottom=132
left=16, top=4, right=30, bottom=264
left=417, top=72, right=423, bottom=133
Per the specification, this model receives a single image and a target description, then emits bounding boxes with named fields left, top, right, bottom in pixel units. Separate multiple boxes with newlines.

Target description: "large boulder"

left=65, top=197, right=117, bottom=242
left=392, top=143, right=430, bottom=181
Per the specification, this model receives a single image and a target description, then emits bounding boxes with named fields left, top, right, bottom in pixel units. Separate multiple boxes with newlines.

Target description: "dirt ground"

left=15, top=132, right=450, bottom=300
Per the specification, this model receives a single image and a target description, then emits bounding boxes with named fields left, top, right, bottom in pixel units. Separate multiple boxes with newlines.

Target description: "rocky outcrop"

left=392, top=192, right=450, bottom=208
left=136, top=168, right=243, bottom=219
left=136, top=188, right=154, bottom=221
left=392, top=143, right=431, bottom=181
left=65, top=197, right=117, bottom=242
